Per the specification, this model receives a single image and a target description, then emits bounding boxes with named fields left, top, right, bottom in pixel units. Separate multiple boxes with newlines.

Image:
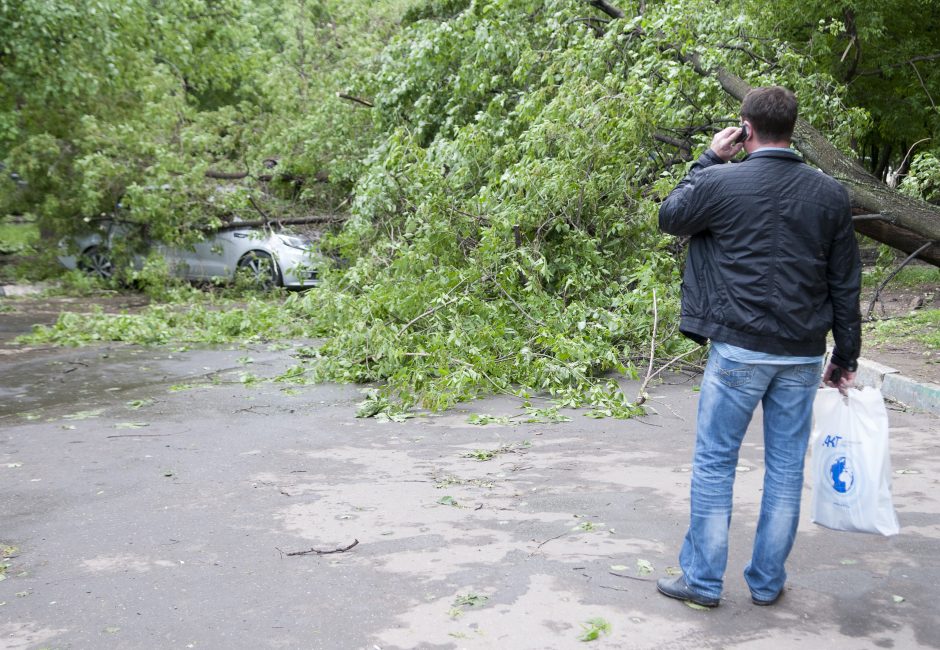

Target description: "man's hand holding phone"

left=709, top=125, right=747, bottom=162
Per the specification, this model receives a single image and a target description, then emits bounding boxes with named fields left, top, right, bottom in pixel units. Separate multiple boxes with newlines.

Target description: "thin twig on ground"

left=234, top=405, right=272, bottom=415
left=281, top=539, right=359, bottom=557
left=535, top=532, right=569, bottom=549
left=609, top=571, right=654, bottom=582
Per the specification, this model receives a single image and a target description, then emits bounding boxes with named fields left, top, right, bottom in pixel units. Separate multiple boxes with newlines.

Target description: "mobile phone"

left=734, top=123, right=749, bottom=144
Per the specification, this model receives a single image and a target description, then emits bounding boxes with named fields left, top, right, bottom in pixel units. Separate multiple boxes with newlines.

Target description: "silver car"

left=59, top=221, right=323, bottom=289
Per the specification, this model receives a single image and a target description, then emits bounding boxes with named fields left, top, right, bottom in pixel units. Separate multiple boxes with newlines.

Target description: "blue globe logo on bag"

left=829, top=455, right=855, bottom=494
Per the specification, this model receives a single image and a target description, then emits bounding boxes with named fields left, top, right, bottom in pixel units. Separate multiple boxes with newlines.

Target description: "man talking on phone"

left=656, top=86, right=861, bottom=607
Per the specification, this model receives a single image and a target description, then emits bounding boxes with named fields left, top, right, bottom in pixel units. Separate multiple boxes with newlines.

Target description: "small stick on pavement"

left=234, top=405, right=272, bottom=415
left=535, top=532, right=569, bottom=549
left=282, top=539, right=359, bottom=556
left=609, top=571, right=653, bottom=582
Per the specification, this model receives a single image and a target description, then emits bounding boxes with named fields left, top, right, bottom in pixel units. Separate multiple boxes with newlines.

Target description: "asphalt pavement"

left=1, top=341, right=939, bottom=649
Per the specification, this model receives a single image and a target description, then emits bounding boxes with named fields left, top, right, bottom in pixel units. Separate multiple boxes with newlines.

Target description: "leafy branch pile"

left=285, top=0, right=867, bottom=415
left=21, top=297, right=309, bottom=346
left=5, top=0, right=939, bottom=416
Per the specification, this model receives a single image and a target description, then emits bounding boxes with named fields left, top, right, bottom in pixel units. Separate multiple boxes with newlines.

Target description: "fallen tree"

left=587, top=0, right=939, bottom=266
left=696, top=58, right=940, bottom=266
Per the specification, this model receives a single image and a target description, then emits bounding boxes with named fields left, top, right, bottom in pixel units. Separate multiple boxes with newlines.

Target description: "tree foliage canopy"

left=4, top=0, right=939, bottom=415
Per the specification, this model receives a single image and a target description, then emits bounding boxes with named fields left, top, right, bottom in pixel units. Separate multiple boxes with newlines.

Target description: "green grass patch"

left=865, top=309, right=940, bottom=349
left=862, top=265, right=940, bottom=288
left=0, top=219, right=39, bottom=255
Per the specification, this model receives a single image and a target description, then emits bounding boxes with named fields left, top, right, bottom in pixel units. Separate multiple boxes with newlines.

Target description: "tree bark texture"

left=210, top=215, right=346, bottom=232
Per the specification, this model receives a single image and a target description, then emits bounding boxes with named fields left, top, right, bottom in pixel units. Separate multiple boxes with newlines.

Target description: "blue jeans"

left=679, top=348, right=821, bottom=601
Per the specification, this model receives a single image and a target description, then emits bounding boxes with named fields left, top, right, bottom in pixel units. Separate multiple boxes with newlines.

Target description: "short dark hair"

left=740, top=86, right=798, bottom=142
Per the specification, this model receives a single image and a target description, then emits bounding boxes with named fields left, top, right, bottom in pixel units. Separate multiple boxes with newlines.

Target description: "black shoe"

left=751, top=590, right=783, bottom=606
left=656, top=575, right=720, bottom=608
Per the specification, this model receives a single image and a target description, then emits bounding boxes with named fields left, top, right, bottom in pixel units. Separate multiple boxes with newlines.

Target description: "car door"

left=168, top=233, right=232, bottom=281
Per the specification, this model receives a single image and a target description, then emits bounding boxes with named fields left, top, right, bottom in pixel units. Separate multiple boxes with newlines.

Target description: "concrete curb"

left=855, top=357, right=940, bottom=415
left=0, top=283, right=47, bottom=297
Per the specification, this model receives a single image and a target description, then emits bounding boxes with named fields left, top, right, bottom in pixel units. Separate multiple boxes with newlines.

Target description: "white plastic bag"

left=810, top=386, right=900, bottom=536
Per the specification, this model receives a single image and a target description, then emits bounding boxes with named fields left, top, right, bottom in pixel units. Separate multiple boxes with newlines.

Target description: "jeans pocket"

left=794, top=363, right=822, bottom=386
left=717, top=366, right=752, bottom=388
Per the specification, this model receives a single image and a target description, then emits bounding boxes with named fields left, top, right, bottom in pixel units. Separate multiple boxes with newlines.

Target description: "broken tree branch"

left=864, top=240, right=936, bottom=320
left=566, top=16, right=609, bottom=37
left=855, top=53, right=940, bottom=76
left=496, top=281, right=547, bottom=328
left=654, top=133, right=692, bottom=151
left=909, top=61, right=937, bottom=111
left=205, top=169, right=249, bottom=180
left=635, top=288, right=658, bottom=407
left=398, top=294, right=463, bottom=336
left=205, top=168, right=329, bottom=184
left=247, top=195, right=273, bottom=224
left=853, top=213, right=896, bottom=223
left=209, top=215, right=347, bottom=232
left=337, top=92, right=374, bottom=108
left=583, top=0, right=624, bottom=19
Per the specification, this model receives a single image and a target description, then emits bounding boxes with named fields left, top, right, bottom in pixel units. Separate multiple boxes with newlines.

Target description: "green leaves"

left=12, top=0, right=926, bottom=425
left=452, top=592, right=488, bottom=609
left=578, top=617, right=611, bottom=642
left=19, top=296, right=307, bottom=346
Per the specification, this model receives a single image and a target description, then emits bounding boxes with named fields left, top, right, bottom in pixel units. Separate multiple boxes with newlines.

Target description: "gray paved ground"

left=1, top=341, right=939, bottom=649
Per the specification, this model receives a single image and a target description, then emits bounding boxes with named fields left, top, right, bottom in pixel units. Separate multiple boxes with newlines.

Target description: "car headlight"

left=277, top=234, right=311, bottom=250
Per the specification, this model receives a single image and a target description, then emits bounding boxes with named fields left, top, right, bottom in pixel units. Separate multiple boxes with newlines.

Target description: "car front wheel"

left=78, top=246, right=114, bottom=280
left=236, top=251, right=281, bottom=290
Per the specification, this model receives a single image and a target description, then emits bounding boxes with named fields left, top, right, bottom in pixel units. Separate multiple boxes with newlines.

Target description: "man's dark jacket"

left=659, top=148, right=861, bottom=370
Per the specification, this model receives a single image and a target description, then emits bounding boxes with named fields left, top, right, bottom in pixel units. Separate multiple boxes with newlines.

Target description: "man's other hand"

left=709, top=126, right=746, bottom=162
left=823, top=362, right=855, bottom=395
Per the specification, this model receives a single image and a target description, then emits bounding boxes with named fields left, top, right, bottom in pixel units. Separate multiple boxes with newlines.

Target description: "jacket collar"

left=743, top=148, right=803, bottom=162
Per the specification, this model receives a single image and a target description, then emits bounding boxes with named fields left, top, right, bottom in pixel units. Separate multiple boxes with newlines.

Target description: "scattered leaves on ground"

left=467, top=413, right=511, bottom=425
left=636, top=559, right=654, bottom=576
left=452, top=593, right=489, bottom=609
left=578, top=617, right=611, bottom=642
left=685, top=602, right=711, bottom=611
left=463, top=440, right=530, bottom=461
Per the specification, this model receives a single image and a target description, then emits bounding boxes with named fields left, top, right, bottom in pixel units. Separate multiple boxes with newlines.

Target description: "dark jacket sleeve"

left=826, top=186, right=862, bottom=371
left=658, top=149, right=724, bottom=235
